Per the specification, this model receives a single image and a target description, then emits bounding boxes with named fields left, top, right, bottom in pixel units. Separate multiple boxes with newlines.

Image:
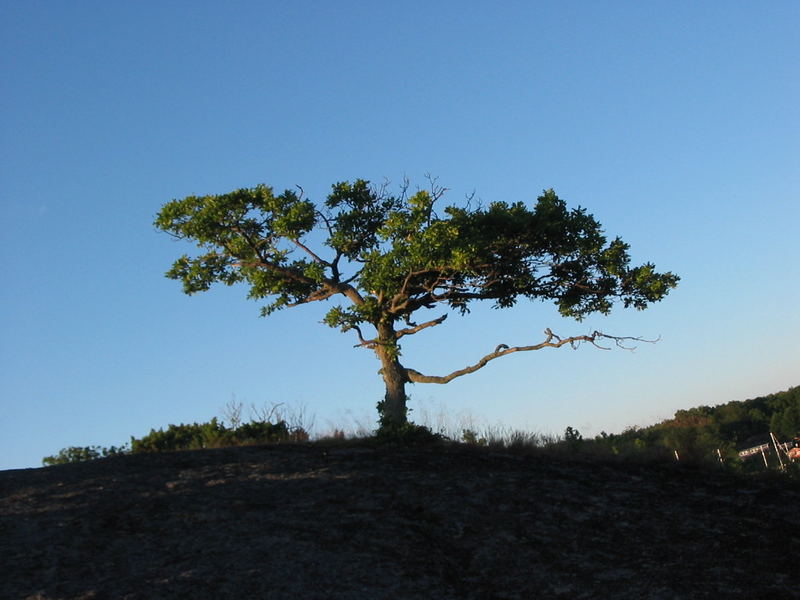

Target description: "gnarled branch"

left=396, top=314, right=448, bottom=339
left=404, top=329, right=656, bottom=384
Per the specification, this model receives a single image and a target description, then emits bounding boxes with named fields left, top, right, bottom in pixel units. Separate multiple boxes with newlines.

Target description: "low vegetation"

left=42, top=414, right=307, bottom=467
left=40, top=444, right=129, bottom=466
left=41, top=387, right=799, bottom=476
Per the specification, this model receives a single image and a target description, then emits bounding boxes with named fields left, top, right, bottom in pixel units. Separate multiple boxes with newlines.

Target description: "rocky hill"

left=2, top=442, right=798, bottom=599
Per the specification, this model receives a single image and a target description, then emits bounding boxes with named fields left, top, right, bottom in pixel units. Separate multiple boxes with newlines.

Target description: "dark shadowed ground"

left=2, top=442, right=798, bottom=599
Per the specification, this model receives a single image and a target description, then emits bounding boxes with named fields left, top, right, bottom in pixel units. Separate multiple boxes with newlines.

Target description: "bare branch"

left=424, top=173, right=449, bottom=202
left=351, top=325, right=378, bottom=349
left=464, top=189, right=476, bottom=208
left=592, top=333, right=660, bottom=351
left=390, top=268, right=452, bottom=313
left=313, top=208, right=350, bottom=282
left=290, top=238, right=331, bottom=266
left=397, top=176, right=410, bottom=203
left=404, top=330, right=657, bottom=384
left=396, top=314, right=448, bottom=339
left=341, top=270, right=363, bottom=286
left=376, top=177, right=392, bottom=199
left=316, top=209, right=335, bottom=238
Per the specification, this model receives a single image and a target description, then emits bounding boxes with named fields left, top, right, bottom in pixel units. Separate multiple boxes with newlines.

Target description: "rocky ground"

left=2, top=442, right=799, bottom=599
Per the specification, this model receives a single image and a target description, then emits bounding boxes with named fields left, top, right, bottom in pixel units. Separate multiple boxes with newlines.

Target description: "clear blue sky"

left=1, top=1, right=797, bottom=470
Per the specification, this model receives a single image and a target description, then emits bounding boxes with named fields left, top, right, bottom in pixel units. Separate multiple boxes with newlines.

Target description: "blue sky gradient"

left=1, top=2, right=798, bottom=470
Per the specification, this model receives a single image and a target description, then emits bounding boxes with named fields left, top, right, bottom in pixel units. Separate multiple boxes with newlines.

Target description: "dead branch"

left=404, top=329, right=657, bottom=384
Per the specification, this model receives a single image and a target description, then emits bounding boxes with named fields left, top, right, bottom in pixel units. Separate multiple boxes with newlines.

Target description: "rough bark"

left=374, top=321, right=409, bottom=428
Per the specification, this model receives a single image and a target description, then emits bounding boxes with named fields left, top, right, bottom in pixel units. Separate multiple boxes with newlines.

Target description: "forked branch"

left=351, top=325, right=378, bottom=349
left=404, top=329, right=656, bottom=384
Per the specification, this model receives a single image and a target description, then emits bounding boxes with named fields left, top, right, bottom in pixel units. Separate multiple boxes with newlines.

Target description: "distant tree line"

left=593, top=386, right=800, bottom=466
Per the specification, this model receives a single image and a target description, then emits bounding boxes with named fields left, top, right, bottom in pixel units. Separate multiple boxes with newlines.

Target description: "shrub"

left=564, top=426, right=583, bottom=446
left=131, top=418, right=231, bottom=453
left=374, top=422, right=446, bottom=445
left=461, top=429, right=487, bottom=446
left=130, top=417, right=303, bottom=453
left=42, top=444, right=129, bottom=466
left=43, top=415, right=306, bottom=465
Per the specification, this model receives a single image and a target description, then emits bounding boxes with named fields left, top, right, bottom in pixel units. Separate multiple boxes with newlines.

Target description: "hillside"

left=596, top=386, right=800, bottom=464
left=2, top=442, right=798, bottom=599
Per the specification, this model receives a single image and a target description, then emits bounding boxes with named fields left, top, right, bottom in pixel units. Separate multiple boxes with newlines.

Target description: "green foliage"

left=43, top=417, right=307, bottom=464
left=376, top=396, right=410, bottom=429
left=156, top=179, right=678, bottom=332
left=770, top=399, right=800, bottom=439
left=592, top=386, right=800, bottom=467
left=374, top=422, right=445, bottom=446
left=42, top=444, right=129, bottom=466
left=131, top=418, right=227, bottom=453
left=155, top=178, right=679, bottom=427
left=130, top=417, right=303, bottom=453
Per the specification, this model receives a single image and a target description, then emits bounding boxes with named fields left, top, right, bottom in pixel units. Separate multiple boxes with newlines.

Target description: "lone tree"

left=155, top=179, right=678, bottom=430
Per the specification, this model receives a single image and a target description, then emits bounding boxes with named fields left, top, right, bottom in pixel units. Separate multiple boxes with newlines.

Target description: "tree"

left=155, top=179, right=678, bottom=431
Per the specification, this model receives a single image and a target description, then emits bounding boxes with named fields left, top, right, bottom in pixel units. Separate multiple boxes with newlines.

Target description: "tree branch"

left=404, top=329, right=656, bottom=384
left=390, top=268, right=447, bottom=312
left=234, top=258, right=318, bottom=287
left=351, top=325, right=379, bottom=349
left=233, top=254, right=364, bottom=308
left=285, top=287, right=340, bottom=307
left=395, top=314, right=448, bottom=339
left=290, top=238, right=331, bottom=266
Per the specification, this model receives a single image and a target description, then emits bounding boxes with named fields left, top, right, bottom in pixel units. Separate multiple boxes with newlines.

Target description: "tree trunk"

left=375, top=321, right=408, bottom=428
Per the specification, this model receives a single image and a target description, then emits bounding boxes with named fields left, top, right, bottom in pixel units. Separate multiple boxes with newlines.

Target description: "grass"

left=39, top=398, right=800, bottom=480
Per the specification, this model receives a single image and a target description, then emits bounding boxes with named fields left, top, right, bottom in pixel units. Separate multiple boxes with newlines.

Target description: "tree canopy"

left=155, top=179, right=679, bottom=430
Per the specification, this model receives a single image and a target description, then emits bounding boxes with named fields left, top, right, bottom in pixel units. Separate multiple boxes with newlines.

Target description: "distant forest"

left=597, top=385, right=800, bottom=466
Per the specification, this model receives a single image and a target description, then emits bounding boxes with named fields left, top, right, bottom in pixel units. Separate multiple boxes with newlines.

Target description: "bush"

left=374, top=422, right=446, bottom=445
left=131, top=418, right=231, bottom=453
left=42, top=444, right=129, bottom=466
left=564, top=426, right=583, bottom=446
left=43, top=415, right=307, bottom=465
left=461, top=429, right=487, bottom=446
left=234, top=420, right=289, bottom=444
left=130, top=417, right=305, bottom=453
